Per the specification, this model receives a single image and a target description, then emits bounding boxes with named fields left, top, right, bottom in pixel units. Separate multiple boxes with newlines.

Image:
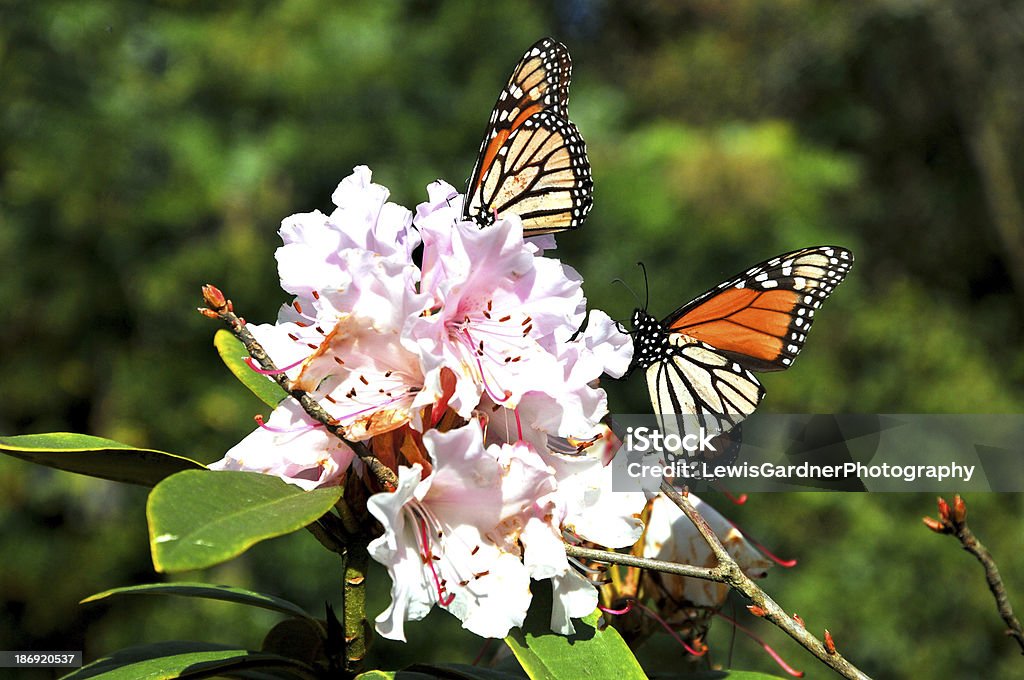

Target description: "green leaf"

left=215, top=329, right=288, bottom=408
left=504, top=599, right=645, bottom=680
left=402, top=664, right=528, bottom=679
left=61, top=641, right=319, bottom=679
left=355, top=665, right=528, bottom=679
left=648, top=672, right=791, bottom=679
left=262, top=618, right=326, bottom=667
left=147, top=470, right=343, bottom=573
left=0, top=433, right=205, bottom=487
left=82, top=582, right=318, bottom=626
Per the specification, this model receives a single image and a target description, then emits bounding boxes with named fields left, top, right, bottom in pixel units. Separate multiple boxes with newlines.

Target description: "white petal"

left=549, top=570, right=599, bottom=635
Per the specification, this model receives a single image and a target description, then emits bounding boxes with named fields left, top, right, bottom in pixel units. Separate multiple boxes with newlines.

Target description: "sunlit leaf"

left=505, top=607, right=645, bottom=680
left=356, top=666, right=526, bottom=680
left=147, top=470, right=342, bottom=572
left=215, top=329, right=288, bottom=408
left=651, top=672, right=792, bottom=679
left=0, top=433, right=204, bottom=487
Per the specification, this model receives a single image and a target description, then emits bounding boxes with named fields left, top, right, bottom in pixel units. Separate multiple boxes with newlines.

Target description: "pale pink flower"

left=409, top=211, right=586, bottom=419
left=491, top=431, right=646, bottom=635
left=246, top=250, right=432, bottom=440
left=367, top=424, right=532, bottom=640
left=275, top=166, right=419, bottom=301
left=208, top=401, right=354, bottom=490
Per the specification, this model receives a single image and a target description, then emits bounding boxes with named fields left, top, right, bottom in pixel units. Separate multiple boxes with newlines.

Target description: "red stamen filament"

left=254, top=414, right=321, bottom=433
left=630, top=599, right=707, bottom=657
left=726, top=519, right=798, bottom=568
left=471, top=639, right=493, bottom=667
left=715, top=611, right=804, bottom=677
left=245, top=356, right=306, bottom=375
left=418, top=518, right=454, bottom=606
left=460, top=329, right=511, bottom=404
left=709, top=477, right=749, bottom=504
left=598, top=600, right=634, bottom=616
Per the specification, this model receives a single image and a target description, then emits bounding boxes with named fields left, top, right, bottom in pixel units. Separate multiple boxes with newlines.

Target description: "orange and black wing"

left=463, top=37, right=593, bottom=237
left=664, top=246, right=854, bottom=372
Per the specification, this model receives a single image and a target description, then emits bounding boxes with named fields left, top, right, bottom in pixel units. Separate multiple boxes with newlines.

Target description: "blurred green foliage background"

left=2, top=1, right=1022, bottom=677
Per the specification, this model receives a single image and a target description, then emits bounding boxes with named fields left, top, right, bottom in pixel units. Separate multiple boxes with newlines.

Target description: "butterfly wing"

left=664, top=246, right=854, bottom=372
left=632, top=245, right=852, bottom=452
left=463, top=37, right=593, bottom=236
left=645, top=335, right=765, bottom=440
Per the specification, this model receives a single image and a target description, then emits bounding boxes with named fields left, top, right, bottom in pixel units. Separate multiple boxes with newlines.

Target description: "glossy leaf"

left=82, top=582, right=318, bottom=625
left=357, top=666, right=527, bottom=680
left=215, top=329, right=288, bottom=408
left=654, top=672, right=792, bottom=679
left=61, top=641, right=319, bottom=679
left=505, top=607, right=645, bottom=680
left=0, top=432, right=205, bottom=487
left=147, top=470, right=342, bottom=572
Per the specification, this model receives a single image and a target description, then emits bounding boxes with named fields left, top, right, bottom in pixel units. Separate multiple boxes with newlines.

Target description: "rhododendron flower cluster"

left=211, top=166, right=645, bottom=639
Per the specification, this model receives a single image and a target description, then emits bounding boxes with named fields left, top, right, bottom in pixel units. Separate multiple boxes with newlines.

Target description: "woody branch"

left=568, top=484, right=874, bottom=680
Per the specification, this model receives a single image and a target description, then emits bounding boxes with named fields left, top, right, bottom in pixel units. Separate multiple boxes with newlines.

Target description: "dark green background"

left=2, top=2, right=1022, bottom=677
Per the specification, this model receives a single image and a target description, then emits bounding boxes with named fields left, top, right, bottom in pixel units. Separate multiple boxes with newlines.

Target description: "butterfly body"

left=630, top=246, right=853, bottom=434
left=464, top=38, right=593, bottom=236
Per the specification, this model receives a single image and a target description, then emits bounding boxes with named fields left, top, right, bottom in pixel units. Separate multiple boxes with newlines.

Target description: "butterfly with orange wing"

left=630, top=246, right=854, bottom=439
left=464, top=37, right=593, bottom=236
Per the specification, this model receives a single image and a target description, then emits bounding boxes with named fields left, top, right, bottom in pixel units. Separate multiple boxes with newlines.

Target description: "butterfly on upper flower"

left=463, top=37, right=593, bottom=237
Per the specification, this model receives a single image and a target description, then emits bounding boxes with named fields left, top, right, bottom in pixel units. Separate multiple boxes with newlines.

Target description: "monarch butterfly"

left=629, top=246, right=854, bottom=440
left=463, top=37, right=593, bottom=236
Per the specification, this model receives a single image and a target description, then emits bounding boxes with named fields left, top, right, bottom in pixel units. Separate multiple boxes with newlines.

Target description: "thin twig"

left=567, top=483, right=873, bottom=679
left=925, top=495, right=1024, bottom=654
left=200, top=285, right=397, bottom=490
left=658, top=482, right=872, bottom=679
left=565, top=544, right=722, bottom=582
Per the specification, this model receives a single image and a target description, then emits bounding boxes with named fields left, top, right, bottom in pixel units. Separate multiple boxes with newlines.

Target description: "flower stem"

left=343, top=541, right=371, bottom=674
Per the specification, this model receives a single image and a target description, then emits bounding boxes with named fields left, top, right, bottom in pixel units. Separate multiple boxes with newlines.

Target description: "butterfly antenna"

left=611, top=277, right=643, bottom=309
left=637, top=262, right=650, bottom=311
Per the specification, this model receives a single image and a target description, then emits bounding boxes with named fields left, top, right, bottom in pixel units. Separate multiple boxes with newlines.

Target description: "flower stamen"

left=726, top=519, right=798, bottom=568
left=418, top=516, right=455, bottom=606
left=715, top=611, right=804, bottom=677
left=245, top=356, right=306, bottom=375
left=254, top=414, right=321, bottom=434
left=631, top=599, right=707, bottom=657
left=598, top=600, right=634, bottom=616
